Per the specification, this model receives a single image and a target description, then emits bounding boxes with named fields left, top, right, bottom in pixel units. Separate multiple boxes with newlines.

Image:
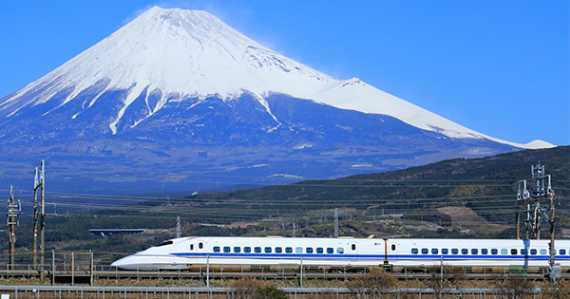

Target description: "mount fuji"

left=0, top=7, right=552, bottom=194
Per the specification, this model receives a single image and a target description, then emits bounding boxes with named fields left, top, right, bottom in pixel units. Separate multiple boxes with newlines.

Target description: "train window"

left=471, top=249, right=478, bottom=255
left=199, top=242, right=203, bottom=249
left=275, top=247, right=283, bottom=253
left=244, top=247, right=251, bottom=253
left=254, top=247, right=262, bottom=253
left=223, top=246, right=231, bottom=253
left=452, top=249, right=458, bottom=255
left=286, top=247, right=293, bottom=253
left=327, top=248, right=334, bottom=254
left=442, top=249, right=448, bottom=255
left=265, top=247, right=272, bottom=253
left=351, top=244, right=356, bottom=251
left=491, top=249, right=498, bottom=255
left=530, top=249, right=537, bottom=255
left=501, top=249, right=508, bottom=255
left=560, top=249, right=566, bottom=255
left=156, top=240, right=173, bottom=247
left=421, top=248, right=428, bottom=254
left=296, top=247, right=303, bottom=254
left=412, top=248, right=419, bottom=254
left=461, top=249, right=468, bottom=255
left=306, top=248, right=314, bottom=254
left=337, top=247, right=344, bottom=254
left=481, top=249, right=488, bottom=255
left=391, top=244, right=396, bottom=251
left=213, top=246, right=220, bottom=253
left=520, top=249, right=527, bottom=255
left=317, top=248, right=323, bottom=254
left=511, top=249, right=518, bottom=255
left=431, top=248, right=438, bottom=254
left=190, top=244, right=194, bottom=251
left=234, top=247, right=241, bottom=253
left=540, top=249, right=547, bottom=255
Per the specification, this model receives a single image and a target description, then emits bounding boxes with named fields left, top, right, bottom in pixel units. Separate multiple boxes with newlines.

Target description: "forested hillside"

left=4, top=146, right=569, bottom=263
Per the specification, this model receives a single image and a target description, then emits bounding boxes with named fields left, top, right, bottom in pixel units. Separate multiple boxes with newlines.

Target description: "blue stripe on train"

left=170, top=252, right=569, bottom=261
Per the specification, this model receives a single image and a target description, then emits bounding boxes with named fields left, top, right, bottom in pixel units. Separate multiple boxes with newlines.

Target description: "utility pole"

left=176, top=216, right=181, bottom=238
left=39, top=160, right=46, bottom=282
left=33, top=167, right=41, bottom=270
left=515, top=162, right=557, bottom=281
left=549, top=188, right=557, bottom=282
left=7, top=186, right=21, bottom=269
left=334, top=208, right=339, bottom=238
left=292, top=222, right=296, bottom=238
left=516, top=164, right=549, bottom=240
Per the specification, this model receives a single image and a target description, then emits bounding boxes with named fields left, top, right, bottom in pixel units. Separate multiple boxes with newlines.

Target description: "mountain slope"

left=0, top=7, right=547, bottom=194
left=0, top=7, right=549, bottom=148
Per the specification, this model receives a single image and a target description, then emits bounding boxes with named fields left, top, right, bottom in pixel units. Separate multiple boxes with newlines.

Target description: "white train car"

left=111, top=236, right=570, bottom=273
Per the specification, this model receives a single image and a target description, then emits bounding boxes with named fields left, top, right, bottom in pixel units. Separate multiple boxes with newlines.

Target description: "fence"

left=0, top=285, right=547, bottom=299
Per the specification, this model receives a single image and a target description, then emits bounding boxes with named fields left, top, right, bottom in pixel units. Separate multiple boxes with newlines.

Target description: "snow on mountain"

left=310, top=79, right=554, bottom=149
left=0, top=6, right=552, bottom=149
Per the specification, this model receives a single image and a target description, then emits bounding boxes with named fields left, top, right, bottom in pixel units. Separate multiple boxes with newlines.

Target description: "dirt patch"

left=227, top=222, right=259, bottom=229
left=438, top=206, right=509, bottom=231
left=438, top=206, right=485, bottom=225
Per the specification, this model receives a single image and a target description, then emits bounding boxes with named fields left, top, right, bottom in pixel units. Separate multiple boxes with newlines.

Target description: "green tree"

left=253, top=285, right=288, bottom=299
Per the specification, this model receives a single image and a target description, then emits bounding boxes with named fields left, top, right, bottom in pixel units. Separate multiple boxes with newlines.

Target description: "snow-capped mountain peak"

left=0, top=7, right=551, bottom=149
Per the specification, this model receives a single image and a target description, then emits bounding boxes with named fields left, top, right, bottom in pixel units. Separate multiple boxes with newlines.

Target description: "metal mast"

left=33, top=167, right=40, bottom=270
left=39, top=160, right=46, bottom=282
left=334, top=208, right=339, bottom=238
left=515, top=162, right=557, bottom=280
left=7, top=186, right=21, bottom=269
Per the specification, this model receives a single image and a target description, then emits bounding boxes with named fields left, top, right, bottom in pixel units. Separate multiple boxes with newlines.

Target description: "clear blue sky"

left=1, top=1, right=568, bottom=146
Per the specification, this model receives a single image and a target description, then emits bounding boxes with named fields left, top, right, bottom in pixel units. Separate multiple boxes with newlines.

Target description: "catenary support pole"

left=40, top=160, right=46, bottom=282
left=33, top=167, right=39, bottom=270
left=549, top=189, right=557, bottom=282
left=8, top=186, right=16, bottom=269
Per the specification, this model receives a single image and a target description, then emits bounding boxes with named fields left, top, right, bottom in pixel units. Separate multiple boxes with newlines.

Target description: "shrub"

left=254, top=284, right=288, bottom=299
left=346, top=268, right=397, bottom=298
left=230, top=278, right=264, bottom=299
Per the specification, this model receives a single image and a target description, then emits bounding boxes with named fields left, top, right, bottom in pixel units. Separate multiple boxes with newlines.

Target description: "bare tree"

left=306, top=290, right=341, bottom=299
left=423, top=265, right=465, bottom=299
left=542, top=280, right=570, bottom=299
left=346, top=268, right=397, bottom=299
left=230, top=277, right=265, bottom=299
left=494, top=276, right=535, bottom=299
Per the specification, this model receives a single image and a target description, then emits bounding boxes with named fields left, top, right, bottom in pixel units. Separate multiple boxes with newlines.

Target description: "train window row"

left=411, top=248, right=566, bottom=255
left=207, top=246, right=346, bottom=254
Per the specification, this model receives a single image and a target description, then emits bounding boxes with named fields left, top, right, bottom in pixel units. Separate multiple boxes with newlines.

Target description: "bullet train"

left=111, top=236, right=570, bottom=273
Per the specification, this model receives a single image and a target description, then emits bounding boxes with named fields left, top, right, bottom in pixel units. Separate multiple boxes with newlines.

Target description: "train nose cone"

left=110, top=259, right=122, bottom=268
left=111, top=256, right=133, bottom=269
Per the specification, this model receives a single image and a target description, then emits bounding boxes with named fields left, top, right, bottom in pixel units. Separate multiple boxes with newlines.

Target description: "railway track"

left=0, top=268, right=564, bottom=282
